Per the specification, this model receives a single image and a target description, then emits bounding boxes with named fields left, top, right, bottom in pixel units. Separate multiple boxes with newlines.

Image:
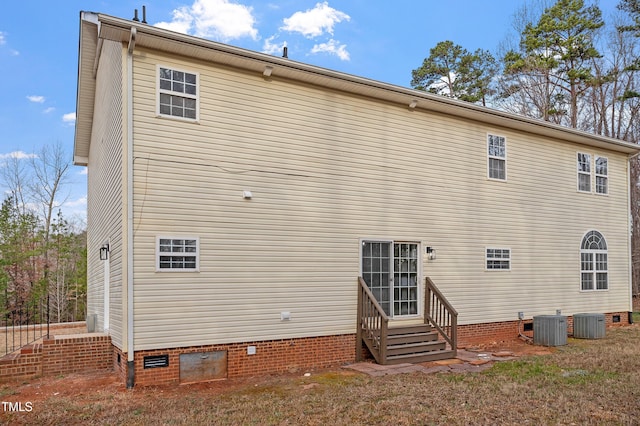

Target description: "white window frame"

left=156, top=236, right=200, bottom=272
left=580, top=230, right=608, bottom=291
left=487, top=134, right=507, bottom=181
left=595, top=156, right=608, bottom=195
left=577, top=152, right=592, bottom=193
left=485, top=247, right=511, bottom=271
left=157, top=65, right=199, bottom=122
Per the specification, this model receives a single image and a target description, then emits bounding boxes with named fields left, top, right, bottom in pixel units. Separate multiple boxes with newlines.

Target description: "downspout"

left=627, top=151, right=640, bottom=325
left=126, top=26, right=136, bottom=389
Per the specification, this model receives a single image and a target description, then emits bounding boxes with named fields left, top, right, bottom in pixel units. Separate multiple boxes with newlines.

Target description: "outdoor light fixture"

left=263, top=66, right=273, bottom=78
left=409, top=100, right=418, bottom=109
left=426, top=246, right=436, bottom=260
left=243, top=190, right=253, bottom=199
left=100, top=244, right=110, bottom=261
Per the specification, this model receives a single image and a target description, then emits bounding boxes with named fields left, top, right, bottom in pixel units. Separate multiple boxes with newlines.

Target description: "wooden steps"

left=383, top=324, right=456, bottom=365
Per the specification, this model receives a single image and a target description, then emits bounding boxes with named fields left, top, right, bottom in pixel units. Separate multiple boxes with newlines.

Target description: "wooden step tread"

left=387, top=332, right=438, bottom=344
left=386, top=340, right=446, bottom=356
left=385, top=349, right=456, bottom=365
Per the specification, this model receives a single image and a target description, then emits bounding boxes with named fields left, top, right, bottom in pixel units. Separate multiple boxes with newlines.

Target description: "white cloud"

left=27, top=95, right=45, bottom=103
left=262, top=35, right=286, bottom=56
left=64, top=196, right=87, bottom=208
left=0, top=31, right=5, bottom=45
left=43, top=107, right=55, bottom=114
left=79, top=167, right=88, bottom=175
left=154, top=0, right=258, bottom=42
left=62, top=112, right=76, bottom=124
left=281, top=2, right=350, bottom=38
left=311, top=39, right=350, bottom=60
left=0, top=151, right=37, bottom=160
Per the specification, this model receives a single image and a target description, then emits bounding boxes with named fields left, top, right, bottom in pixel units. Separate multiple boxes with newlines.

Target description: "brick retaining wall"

left=0, top=334, right=112, bottom=381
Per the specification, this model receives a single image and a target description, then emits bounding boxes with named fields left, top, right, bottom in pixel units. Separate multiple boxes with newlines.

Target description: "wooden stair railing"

left=424, top=277, right=458, bottom=356
left=356, top=277, right=388, bottom=364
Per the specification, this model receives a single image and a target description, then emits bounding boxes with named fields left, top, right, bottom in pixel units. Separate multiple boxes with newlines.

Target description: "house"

left=74, top=11, right=640, bottom=387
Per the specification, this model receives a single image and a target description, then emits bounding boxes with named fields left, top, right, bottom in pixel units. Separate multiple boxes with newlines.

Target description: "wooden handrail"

left=356, top=277, right=388, bottom=364
left=424, top=277, right=458, bottom=355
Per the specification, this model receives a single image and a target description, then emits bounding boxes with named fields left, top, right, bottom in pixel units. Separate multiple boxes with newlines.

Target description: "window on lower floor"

left=156, top=237, right=199, bottom=271
left=486, top=248, right=511, bottom=270
left=580, top=230, right=607, bottom=290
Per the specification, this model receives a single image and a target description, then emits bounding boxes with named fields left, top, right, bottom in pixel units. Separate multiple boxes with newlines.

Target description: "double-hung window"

left=577, top=153, right=608, bottom=195
left=158, top=66, right=198, bottom=120
left=486, top=248, right=511, bottom=270
left=487, top=134, right=506, bottom=180
left=577, top=153, right=591, bottom=192
left=157, top=237, right=199, bottom=271
left=595, top=156, right=608, bottom=195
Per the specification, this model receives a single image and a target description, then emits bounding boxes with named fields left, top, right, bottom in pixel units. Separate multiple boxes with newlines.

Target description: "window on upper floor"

left=156, top=237, right=199, bottom=271
left=577, top=153, right=591, bottom=192
left=158, top=66, right=198, bottom=120
left=577, top=153, right=608, bottom=195
left=595, top=156, right=608, bottom=195
left=486, top=248, right=511, bottom=270
left=487, top=134, right=506, bottom=181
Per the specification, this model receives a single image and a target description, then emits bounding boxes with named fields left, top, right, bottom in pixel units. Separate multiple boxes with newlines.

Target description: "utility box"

left=533, top=315, right=567, bottom=346
left=87, top=314, right=97, bottom=333
left=573, top=313, right=606, bottom=339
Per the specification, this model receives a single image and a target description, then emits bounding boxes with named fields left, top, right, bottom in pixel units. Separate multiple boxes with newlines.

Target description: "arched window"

left=580, top=230, right=607, bottom=291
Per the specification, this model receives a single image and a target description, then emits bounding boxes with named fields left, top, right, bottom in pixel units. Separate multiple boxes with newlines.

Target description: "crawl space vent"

left=143, top=354, right=169, bottom=369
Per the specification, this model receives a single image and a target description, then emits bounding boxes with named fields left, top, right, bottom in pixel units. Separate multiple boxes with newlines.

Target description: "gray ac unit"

left=533, top=315, right=567, bottom=346
left=573, top=313, right=605, bottom=339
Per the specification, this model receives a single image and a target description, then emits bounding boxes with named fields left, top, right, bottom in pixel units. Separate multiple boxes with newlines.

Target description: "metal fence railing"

left=1, top=295, right=49, bottom=356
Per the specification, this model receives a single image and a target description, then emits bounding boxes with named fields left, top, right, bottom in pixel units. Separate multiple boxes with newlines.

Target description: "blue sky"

left=0, top=0, right=620, bottom=224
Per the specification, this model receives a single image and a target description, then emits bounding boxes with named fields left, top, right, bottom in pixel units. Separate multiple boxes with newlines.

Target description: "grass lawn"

left=1, top=325, right=640, bottom=425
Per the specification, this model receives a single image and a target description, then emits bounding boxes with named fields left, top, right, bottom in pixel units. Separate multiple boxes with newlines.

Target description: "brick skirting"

left=0, top=334, right=112, bottom=381
left=123, top=334, right=356, bottom=387
left=0, top=312, right=631, bottom=385
left=457, top=312, right=630, bottom=347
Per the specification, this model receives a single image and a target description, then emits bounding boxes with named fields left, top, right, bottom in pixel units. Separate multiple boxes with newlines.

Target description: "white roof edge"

left=81, top=11, right=99, bottom=25
left=89, top=13, right=640, bottom=156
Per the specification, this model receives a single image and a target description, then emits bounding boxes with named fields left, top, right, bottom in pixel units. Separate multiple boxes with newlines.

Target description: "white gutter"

left=126, top=25, right=136, bottom=389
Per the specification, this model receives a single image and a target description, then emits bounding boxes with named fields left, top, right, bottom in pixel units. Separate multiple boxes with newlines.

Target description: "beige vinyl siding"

left=129, top=49, right=631, bottom=351
left=86, top=40, right=126, bottom=348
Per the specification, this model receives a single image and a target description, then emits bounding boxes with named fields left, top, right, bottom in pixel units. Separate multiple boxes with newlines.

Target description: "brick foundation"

left=0, top=334, right=112, bottom=381
left=1, top=311, right=632, bottom=385
left=122, top=334, right=356, bottom=387
left=457, top=312, right=630, bottom=347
